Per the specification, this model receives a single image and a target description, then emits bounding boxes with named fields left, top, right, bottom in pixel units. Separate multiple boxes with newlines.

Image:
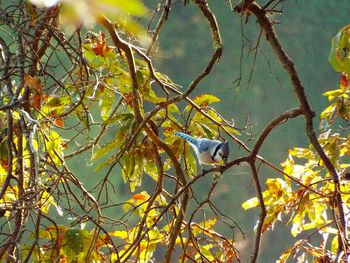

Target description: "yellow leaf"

left=185, top=94, right=220, bottom=112
left=242, top=197, right=259, bottom=210
left=112, top=230, right=128, bottom=240
left=323, top=89, right=347, bottom=101
left=276, top=247, right=293, bottom=263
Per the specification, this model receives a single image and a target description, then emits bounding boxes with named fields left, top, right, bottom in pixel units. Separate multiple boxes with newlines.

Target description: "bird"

left=175, top=132, right=229, bottom=166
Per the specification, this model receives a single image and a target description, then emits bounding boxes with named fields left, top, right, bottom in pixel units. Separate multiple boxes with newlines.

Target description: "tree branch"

left=240, top=0, right=348, bottom=256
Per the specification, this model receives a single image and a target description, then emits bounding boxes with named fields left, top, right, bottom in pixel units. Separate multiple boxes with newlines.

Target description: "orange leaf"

left=1, top=159, right=9, bottom=171
left=24, top=74, right=41, bottom=90
left=340, top=73, right=349, bottom=91
left=54, top=117, right=64, bottom=128
left=92, top=32, right=112, bottom=57
left=133, top=193, right=146, bottom=200
left=25, top=74, right=43, bottom=110
left=61, top=143, right=68, bottom=150
left=124, top=93, right=133, bottom=106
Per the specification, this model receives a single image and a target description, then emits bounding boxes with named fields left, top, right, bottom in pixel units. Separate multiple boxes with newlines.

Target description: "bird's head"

left=217, top=141, right=229, bottom=165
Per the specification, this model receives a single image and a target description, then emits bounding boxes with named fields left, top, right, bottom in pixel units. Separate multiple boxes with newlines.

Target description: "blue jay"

left=175, top=132, right=229, bottom=166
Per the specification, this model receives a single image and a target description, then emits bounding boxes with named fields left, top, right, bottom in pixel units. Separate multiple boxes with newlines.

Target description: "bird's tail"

left=174, top=132, right=198, bottom=146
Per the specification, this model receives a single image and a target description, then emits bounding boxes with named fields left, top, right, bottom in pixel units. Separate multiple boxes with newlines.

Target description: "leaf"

left=132, top=193, right=147, bottom=200
left=195, top=244, right=215, bottom=261
left=185, top=94, right=220, bottom=112
left=120, top=149, right=144, bottom=192
left=25, top=74, right=43, bottom=110
left=197, top=122, right=215, bottom=138
left=329, top=25, right=350, bottom=74
left=320, top=104, right=336, bottom=121
left=92, top=32, right=112, bottom=57
left=40, top=191, right=54, bottom=214
left=323, top=89, right=347, bottom=101
left=340, top=73, right=350, bottom=91
left=144, top=88, right=167, bottom=104
left=331, top=235, right=338, bottom=253
left=242, top=197, right=259, bottom=210
left=276, top=247, right=293, bottom=263
left=63, top=228, right=84, bottom=255
left=59, top=0, right=148, bottom=29
left=144, top=158, right=158, bottom=181
left=123, top=191, right=151, bottom=217
left=192, top=218, right=217, bottom=236
left=45, top=130, right=64, bottom=166
left=99, top=89, right=115, bottom=121
left=139, top=241, right=156, bottom=263
left=83, top=44, right=106, bottom=67
left=103, top=112, right=134, bottom=125
left=63, top=228, right=92, bottom=260
left=92, top=125, right=129, bottom=164
left=184, top=149, right=197, bottom=177
left=112, top=230, right=128, bottom=240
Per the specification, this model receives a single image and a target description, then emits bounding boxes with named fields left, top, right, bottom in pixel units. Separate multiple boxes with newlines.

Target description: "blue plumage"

left=175, top=132, right=229, bottom=165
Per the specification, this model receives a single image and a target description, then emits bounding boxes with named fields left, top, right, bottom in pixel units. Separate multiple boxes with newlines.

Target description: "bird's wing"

left=197, top=139, right=220, bottom=153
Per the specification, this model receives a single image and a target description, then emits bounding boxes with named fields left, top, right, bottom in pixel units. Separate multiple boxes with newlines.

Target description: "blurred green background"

left=66, top=1, right=350, bottom=261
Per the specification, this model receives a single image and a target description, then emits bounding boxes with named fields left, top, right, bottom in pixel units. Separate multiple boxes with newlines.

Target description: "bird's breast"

left=198, top=151, right=216, bottom=164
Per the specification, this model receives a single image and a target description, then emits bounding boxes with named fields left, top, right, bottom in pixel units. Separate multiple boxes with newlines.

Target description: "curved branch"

left=250, top=108, right=303, bottom=157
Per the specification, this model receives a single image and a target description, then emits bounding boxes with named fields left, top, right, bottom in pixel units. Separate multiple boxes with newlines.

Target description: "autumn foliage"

left=0, top=0, right=350, bottom=262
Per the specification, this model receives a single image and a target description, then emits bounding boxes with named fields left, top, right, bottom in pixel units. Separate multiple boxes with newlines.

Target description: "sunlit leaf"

left=242, top=197, right=259, bottom=210
left=276, top=247, right=293, bottom=263
left=99, top=89, right=115, bottom=121
left=185, top=94, right=220, bottom=112
left=323, top=89, right=348, bottom=101
left=329, top=25, right=350, bottom=74
left=183, top=149, right=197, bottom=176
left=59, top=0, right=148, bottom=29
left=112, top=230, right=128, bottom=240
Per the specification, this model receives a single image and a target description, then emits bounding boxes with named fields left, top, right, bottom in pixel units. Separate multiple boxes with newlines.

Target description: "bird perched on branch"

left=175, top=132, right=229, bottom=166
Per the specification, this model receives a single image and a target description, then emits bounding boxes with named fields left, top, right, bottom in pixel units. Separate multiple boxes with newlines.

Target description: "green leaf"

left=83, top=44, right=105, bottom=67
left=92, top=125, right=129, bottom=163
left=104, top=112, right=134, bottom=125
left=196, top=244, right=215, bottom=261
left=329, top=25, right=350, bottom=74
left=144, top=158, right=158, bottom=181
left=99, top=89, right=115, bottom=121
left=184, top=149, right=197, bottom=177
left=106, top=0, right=147, bottom=17
left=121, top=150, right=144, bottom=192
left=63, top=228, right=89, bottom=259
left=45, top=130, right=63, bottom=166
left=197, top=122, right=215, bottom=138
left=144, top=88, right=167, bottom=104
